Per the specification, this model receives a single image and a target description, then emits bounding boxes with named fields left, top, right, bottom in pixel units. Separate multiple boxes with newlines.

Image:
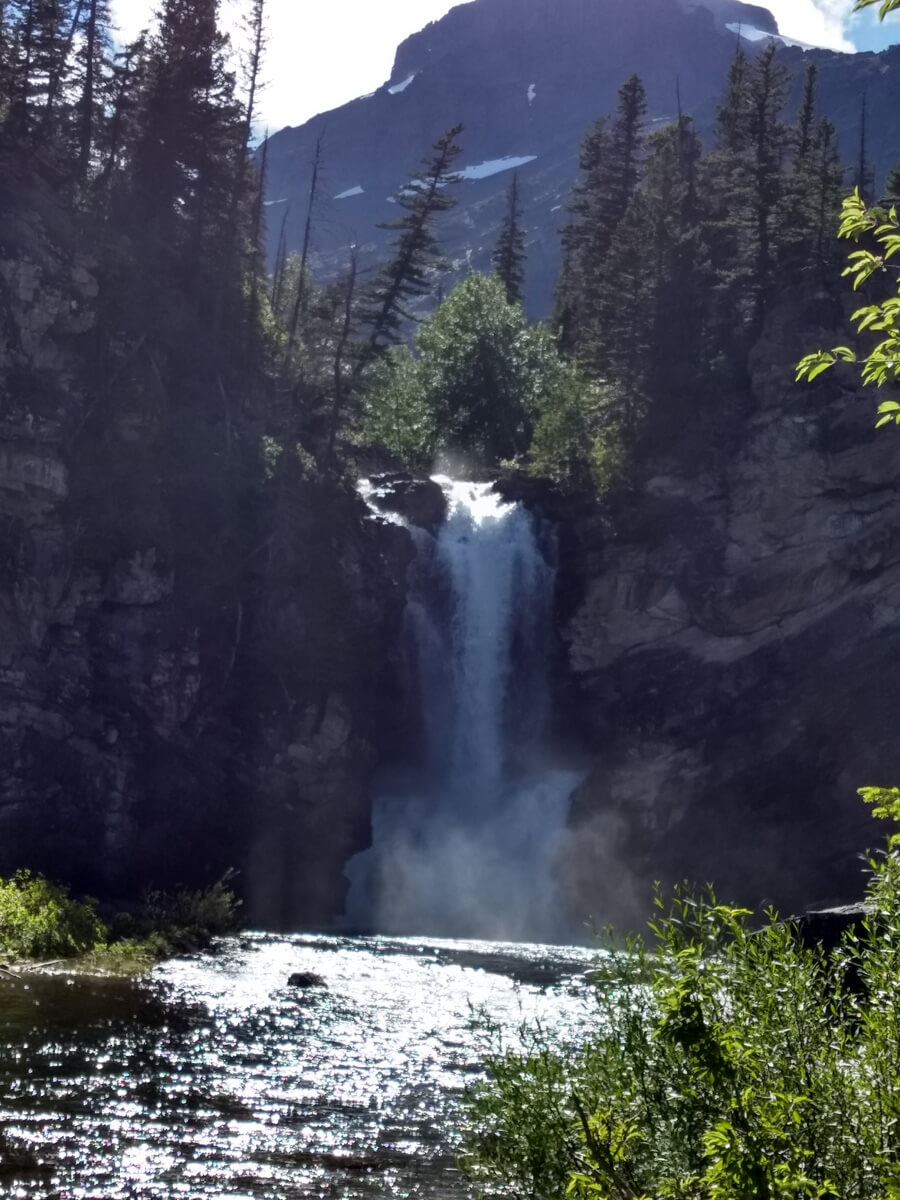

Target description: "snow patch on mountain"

left=724, top=22, right=814, bottom=49
left=527, top=83, right=537, bottom=104
left=388, top=73, right=416, bottom=95
left=458, top=155, right=537, bottom=181
left=334, top=185, right=364, bottom=200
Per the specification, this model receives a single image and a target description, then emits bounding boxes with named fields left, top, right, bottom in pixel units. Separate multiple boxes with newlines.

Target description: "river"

left=0, top=933, right=597, bottom=1198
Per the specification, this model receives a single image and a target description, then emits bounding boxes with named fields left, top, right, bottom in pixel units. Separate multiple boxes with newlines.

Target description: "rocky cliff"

left=539, top=289, right=900, bottom=925
left=263, top=0, right=900, bottom=319
left=0, top=164, right=411, bottom=928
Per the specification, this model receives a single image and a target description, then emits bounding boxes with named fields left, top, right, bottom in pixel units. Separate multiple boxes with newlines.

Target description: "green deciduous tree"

left=362, top=273, right=568, bottom=467
left=528, top=369, right=626, bottom=493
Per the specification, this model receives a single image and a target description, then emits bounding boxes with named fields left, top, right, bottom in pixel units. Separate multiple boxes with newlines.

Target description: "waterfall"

left=346, top=477, right=582, bottom=942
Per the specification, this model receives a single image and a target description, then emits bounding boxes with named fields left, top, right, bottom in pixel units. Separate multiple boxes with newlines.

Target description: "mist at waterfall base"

left=346, top=478, right=585, bottom=943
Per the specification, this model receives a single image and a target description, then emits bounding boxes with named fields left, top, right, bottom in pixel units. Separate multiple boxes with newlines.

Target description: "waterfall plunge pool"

left=0, top=933, right=597, bottom=1198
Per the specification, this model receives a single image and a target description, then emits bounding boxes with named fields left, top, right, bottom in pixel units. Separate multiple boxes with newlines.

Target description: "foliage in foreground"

left=797, top=191, right=900, bottom=423
left=465, top=793, right=900, bottom=1200
left=0, top=871, right=240, bottom=967
left=0, top=872, right=106, bottom=960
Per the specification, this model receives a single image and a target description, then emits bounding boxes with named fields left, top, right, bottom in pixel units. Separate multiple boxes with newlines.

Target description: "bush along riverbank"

left=465, top=788, right=900, bottom=1200
left=0, top=871, right=241, bottom=974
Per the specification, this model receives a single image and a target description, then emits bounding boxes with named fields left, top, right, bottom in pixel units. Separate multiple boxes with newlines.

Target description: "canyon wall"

left=0, top=172, right=410, bottom=927
left=541, top=289, right=900, bottom=925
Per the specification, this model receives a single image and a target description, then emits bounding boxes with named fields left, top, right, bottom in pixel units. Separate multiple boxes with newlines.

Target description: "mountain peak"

left=264, top=0, right=896, bottom=319
left=389, top=0, right=778, bottom=83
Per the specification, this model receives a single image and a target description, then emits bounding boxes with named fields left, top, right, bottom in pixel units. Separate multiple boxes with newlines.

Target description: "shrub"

left=528, top=368, right=628, bottom=493
left=465, top=793, right=900, bottom=1200
left=132, top=873, right=242, bottom=953
left=0, top=870, right=241, bottom=966
left=0, top=871, right=106, bottom=960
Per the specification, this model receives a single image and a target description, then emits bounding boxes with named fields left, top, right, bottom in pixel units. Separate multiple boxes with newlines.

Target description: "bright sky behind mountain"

left=111, top=0, right=898, bottom=133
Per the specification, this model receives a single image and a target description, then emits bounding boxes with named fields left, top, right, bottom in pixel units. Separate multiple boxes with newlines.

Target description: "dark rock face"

left=365, top=474, right=447, bottom=533
left=263, top=0, right=900, bottom=320
left=0, top=171, right=413, bottom=929
left=0, top=423, right=410, bottom=926
left=549, top=292, right=900, bottom=928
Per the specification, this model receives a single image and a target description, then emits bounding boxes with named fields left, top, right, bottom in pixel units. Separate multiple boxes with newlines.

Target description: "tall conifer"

left=553, top=75, right=646, bottom=365
left=359, top=123, right=463, bottom=359
left=492, top=170, right=526, bottom=305
left=75, top=0, right=112, bottom=180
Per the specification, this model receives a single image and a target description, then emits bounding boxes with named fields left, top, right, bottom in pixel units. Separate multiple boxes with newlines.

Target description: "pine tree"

left=212, top=0, right=266, bottom=352
left=885, top=157, right=900, bottom=205
left=701, top=43, right=789, bottom=357
left=795, top=61, right=818, bottom=163
left=641, top=115, right=710, bottom=407
left=811, top=118, right=844, bottom=268
left=582, top=74, right=648, bottom=373
left=286, top=126, right=323, bottom=357
left=553, top=75, right=647, bottom=365
left=553, top=116, right=610, bottom=353
left=359, top=123, right=463, bottom=360
left=606, top=74, right=647, bottom=221
left=3, top=0, right=74, bottom=141
left=746, top=42, right=789, bottom=330
left=779, top=62, right=842, bottom=276
left=492, top=170, right=526, bottom=305
left=270, top=200, right=291, bottom=313
left=596, top=190, right=654, bottom=439
left=127, top=0, right=243, bottom=290
left=0, top=0, right=15, bottom=118
left=75, top=0, right=113, bottom=180
left=856, top=92, right=875, bottom=200
left=716, top=46, right=750, bottom=157
left=130, top=0, right=235, bottom=222
left=92, top=32, right=147, bottom=193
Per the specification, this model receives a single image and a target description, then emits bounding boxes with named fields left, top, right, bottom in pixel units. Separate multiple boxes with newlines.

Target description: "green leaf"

left=807, top=360, right=835, bottom=381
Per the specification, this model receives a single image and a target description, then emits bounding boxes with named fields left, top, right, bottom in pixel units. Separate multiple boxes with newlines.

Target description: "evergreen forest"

left=1, top=0, right=884, bottom=499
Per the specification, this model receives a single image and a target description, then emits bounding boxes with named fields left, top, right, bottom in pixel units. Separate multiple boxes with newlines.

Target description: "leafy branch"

left=853, top=0, right=900, bottom=16
left=797, top=191, right=900, bottom=426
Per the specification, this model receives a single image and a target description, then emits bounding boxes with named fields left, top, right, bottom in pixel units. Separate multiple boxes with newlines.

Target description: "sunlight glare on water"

left=0, top=934, right=597, bottom=1198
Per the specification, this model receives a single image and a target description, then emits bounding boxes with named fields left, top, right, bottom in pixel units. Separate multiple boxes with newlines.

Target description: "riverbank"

left=0, top=871, right=240, bottom=976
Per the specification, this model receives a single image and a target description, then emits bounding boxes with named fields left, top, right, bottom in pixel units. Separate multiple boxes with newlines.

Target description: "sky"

left=110, top=0, right=476, bottom=133
left=110, top=0, right=899, bottom=133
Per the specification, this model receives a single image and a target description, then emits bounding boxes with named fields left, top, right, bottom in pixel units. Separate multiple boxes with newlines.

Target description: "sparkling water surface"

left=0, top=933, right=597, bottom=1198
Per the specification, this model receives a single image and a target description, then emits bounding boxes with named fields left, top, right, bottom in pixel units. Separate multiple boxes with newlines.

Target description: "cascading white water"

left=346, top=477, right=582, bottom=942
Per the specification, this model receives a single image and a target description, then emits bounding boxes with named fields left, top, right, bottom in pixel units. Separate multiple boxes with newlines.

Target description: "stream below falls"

left=0, top=933, right=597, bottom=1198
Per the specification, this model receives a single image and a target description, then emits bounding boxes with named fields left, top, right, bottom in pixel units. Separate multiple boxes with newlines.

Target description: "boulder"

left=287, top=971, right=327, bottom=989
left=793, top=904, right=872, bottom=953
left=366, top=474, right=446, bottom=533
